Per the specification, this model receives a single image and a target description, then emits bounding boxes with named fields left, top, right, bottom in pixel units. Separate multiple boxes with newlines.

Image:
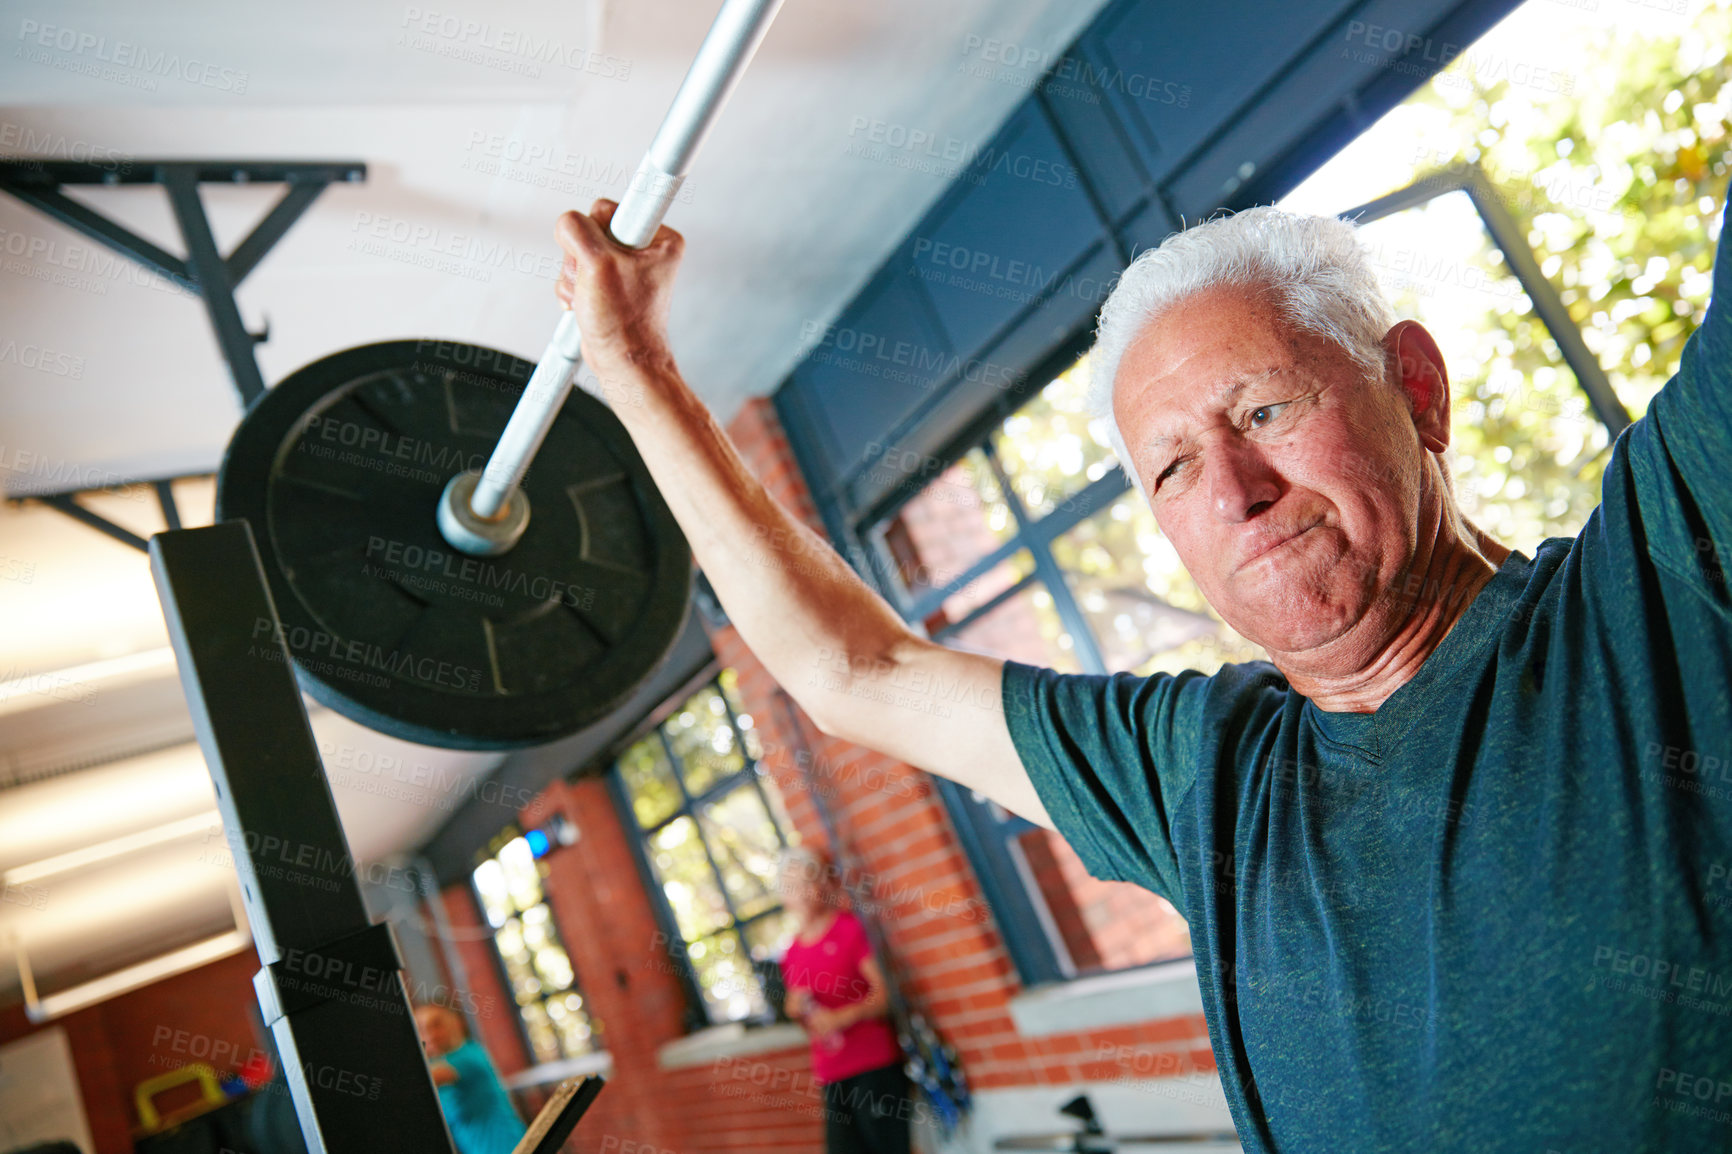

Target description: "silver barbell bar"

left=438, top=0, right=786, bottom=556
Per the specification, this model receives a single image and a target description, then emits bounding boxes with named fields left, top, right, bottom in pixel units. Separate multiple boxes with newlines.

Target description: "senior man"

left=553, top=190, right=1731, bottom=1151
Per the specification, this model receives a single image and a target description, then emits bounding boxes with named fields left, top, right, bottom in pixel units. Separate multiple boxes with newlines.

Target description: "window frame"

left=840, top=165, right=1628, bottom=989
left=609, top=668, right=795, bottom=1030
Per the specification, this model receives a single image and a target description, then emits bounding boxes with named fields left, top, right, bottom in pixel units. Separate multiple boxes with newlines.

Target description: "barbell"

left=215, top=0, right=786, bottom=750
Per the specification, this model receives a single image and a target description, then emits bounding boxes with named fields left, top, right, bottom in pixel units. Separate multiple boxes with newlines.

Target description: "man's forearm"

left=552, top=205, right=1046, bottom=824
left=599, top=356, right=918, bottom=739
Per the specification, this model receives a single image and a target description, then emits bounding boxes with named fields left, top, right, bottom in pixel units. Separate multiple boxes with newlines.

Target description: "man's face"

left=1114, top=285, right=1428, bottom=657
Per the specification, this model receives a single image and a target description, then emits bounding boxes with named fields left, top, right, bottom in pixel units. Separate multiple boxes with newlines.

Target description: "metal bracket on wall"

left=11, top=472, right=208, bottom=554
left=0, top=159, right=364, bottom=406
left=0, top=158, right=365, bottom=547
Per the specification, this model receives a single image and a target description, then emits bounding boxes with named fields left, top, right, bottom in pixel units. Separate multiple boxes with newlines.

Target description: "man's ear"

left=1382, top=320, right=1451, bottom=453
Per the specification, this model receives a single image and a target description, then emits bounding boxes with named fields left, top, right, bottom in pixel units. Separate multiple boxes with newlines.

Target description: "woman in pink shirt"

left=778, top=847, right=911, bottom=1154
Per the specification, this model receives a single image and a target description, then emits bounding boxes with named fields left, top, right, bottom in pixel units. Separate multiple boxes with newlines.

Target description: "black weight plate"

left=217, top=339, right=692, bottom=750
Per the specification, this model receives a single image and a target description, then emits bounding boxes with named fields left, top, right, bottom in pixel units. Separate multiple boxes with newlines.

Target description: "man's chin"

left=1214, top=581, right=1364, bottom=656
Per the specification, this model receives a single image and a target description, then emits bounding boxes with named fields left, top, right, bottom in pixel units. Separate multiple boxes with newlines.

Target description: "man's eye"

left=1156, top=458, right=1187, bottom=487
left=1249, top=401, right=1291, bottom=429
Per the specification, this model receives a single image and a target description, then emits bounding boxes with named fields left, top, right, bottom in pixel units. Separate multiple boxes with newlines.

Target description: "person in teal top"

left=415, top=1003, right=527, bottom=1154
left=544, top=173, right=1731, bottom=1152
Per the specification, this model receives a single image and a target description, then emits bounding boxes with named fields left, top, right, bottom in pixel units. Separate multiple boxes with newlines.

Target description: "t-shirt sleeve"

left=1001, top=660, right=1214, bottom=904
left=1619, top=193, right=1732, bottom=595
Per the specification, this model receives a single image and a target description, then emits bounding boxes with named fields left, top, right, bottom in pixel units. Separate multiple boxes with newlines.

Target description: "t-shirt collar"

left=1302, top=547, right=1535, bottom=756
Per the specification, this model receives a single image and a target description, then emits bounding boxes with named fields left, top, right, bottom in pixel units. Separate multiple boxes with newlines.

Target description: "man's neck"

left=1276, top=505, right=1510, bottom=713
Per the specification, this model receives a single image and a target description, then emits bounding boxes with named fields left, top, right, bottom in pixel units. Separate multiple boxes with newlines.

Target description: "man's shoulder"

left=1007, top=658, right=1290, bottom=757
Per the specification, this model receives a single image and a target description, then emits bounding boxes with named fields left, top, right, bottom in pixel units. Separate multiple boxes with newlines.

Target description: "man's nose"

left=1206, top=442, right=1281, bottom=522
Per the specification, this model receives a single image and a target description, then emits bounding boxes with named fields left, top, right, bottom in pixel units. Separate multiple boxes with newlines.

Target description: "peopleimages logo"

left=363, top=536, right=595, bottom=610
left=799, top=320, right=1022, bottom=392
left=15, top=19, right=250, bottom=93
left=249, top=616, right=483, bottom=693
left=398, top=7, right=632, bottom=80
left=0, top=121, right=130, bottom=172
left=845, top=116, right=1078, bottom=188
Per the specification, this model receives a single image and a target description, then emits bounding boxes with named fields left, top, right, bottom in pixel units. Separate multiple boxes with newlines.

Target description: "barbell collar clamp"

left=438, top=468, right=531, bottom=557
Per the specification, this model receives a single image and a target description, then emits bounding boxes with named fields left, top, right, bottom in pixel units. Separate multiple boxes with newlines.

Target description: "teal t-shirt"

left=435, top=1039, right=527, bottom=1154
left=1004, top=198, right=1732, bottom=1152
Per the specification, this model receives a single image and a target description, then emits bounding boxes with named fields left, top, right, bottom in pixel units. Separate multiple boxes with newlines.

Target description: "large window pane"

left=1052, top=492, right=1266, bottom=675
left=947, top=581, right=1082, bottom=673
left=932, top=550, right=1033, bottom=629
left=546, top=991, right=595, bottom=1057
left=649, top=815, right=733, bottom=941
left=991, top=355, right=1118, bottom=518
left=616, top=672, right=800, bottom=1027
left=687, top=930, right=767, bottom=1022
left=519, top=1001, right=559, bottom=1065
left=494, top=918, right=541, bottom=1005
left=521, top=905, right=575, bottom=992
left=1350, top=195, right=1611, bottom=555
left=741, top=909, right=794, bottom=959
left=700, top=784, right=784, bottom=921
left=619, top=736, right=682, bottom=828
left=717, top=668, right=764, bottom=760
left=474, top=834, right=599, bottom=1061
left=881, top=447, right=1018, bottom=596
left=664, top=687, right=745, bottom=797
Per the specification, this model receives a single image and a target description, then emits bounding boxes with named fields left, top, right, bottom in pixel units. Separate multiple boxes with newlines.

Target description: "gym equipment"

left=444, top=0, right=786, bottom=552
left=214, top=0, right=786, bottom=749
left=215, top=340, right=690, bottom=750
left=134, top=1064, right=229, bottom=1134
left=153, top=521, right=467, bottom=1153
left=991, top=1093, right=1241, bottom=1150
left=151, top=519, right=606, bottom=1154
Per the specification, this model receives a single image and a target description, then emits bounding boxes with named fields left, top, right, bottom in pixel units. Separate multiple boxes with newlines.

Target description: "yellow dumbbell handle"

left=135, top=1062, right=226, bottom=1132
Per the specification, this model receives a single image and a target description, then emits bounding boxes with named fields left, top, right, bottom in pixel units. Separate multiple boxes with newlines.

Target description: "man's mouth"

left=1235, top=522, right=1321, bottom=573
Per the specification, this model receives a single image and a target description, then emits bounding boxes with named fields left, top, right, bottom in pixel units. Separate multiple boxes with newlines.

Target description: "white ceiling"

left=0, top=0, right=1112, bottom=1007
left=0, top=0, right=1113, bottom=481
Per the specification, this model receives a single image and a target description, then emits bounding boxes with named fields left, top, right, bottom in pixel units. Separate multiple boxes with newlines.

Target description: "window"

left=869, top=359, right=1249, bottom=984
left=473, top=831, right=599, bottom=1063
left=613, top=668, right=798, bottom=1026
left=1275, top=0, right=1727, bottom=555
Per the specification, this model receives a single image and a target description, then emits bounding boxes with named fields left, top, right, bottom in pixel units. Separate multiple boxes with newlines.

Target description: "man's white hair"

left=1088, top=206, right=1398, bottom=495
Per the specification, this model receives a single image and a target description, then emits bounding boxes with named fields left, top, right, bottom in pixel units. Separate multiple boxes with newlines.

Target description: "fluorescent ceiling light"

left=0, top=647, right=178, bottom=714
left=20, top=928, right=252, bottom=1023
left=2, top=810, right=221, bottom=886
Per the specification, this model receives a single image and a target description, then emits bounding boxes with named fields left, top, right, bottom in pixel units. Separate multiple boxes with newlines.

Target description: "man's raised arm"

left=554, top=201, right=1053, bottom=830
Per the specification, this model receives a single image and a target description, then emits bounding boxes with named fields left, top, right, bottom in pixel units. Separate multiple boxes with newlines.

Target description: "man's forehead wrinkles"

left=1133, top=365, right=1284, bottom=453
